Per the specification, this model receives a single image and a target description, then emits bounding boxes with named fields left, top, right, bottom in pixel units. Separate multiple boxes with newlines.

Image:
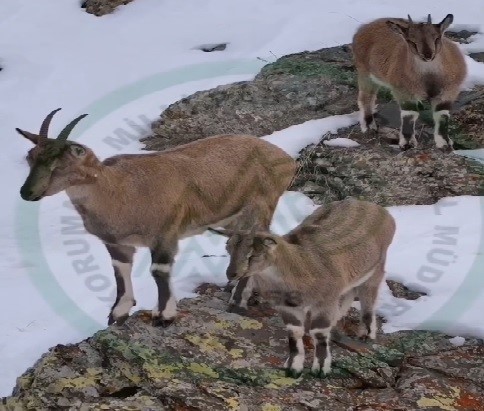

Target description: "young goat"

left=352, top=14, right=467, bottom=150
left=17, top=108, right=296, bottom=326
left=211, top=199, right=395, bottom=377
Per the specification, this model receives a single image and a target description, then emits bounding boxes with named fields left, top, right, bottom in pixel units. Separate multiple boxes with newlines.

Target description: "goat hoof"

left=285, top=368, right=303, bottom=379
left=399, top=143, right=414, bottom=151
left=115, top=315, right=129, bottom=326
left=227, top=304, right=248, bottom=316
left=439, top=144, right=454, bottom=153
left=310, top=367, right=322, bottom=378
left=152, top=316, right=175, bottom=327
left=108, top=313, right=129, bottom=326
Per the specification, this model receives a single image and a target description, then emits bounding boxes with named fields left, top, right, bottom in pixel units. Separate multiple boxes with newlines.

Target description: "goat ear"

left=386, top=21, right=407, bottom=37
left=207, top=227, right=232, bottom=237
left=16, top=128, right=40, bottom=145
left=437, top=14, right=453, bottom=32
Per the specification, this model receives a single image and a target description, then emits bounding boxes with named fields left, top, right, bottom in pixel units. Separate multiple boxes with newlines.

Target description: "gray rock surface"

left=4, top=285, right=484, bottom=410
left=81, top=0, right=134, bottom=16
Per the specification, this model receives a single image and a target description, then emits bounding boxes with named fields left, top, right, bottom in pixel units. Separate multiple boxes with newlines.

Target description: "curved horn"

left=39, top=108, right=62, bottom=138
left=427, top=14, right=432, bottom=24
left=56, top=114, right=88, bottom=141
left=407, top=14, right=413, bottom=24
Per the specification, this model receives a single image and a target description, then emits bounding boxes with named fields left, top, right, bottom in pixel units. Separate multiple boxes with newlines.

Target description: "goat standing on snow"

left=352, top=14, right=467, bottom=150
left=17, top=109, right=296, bottom=327
left=210, top=199, right=396, bottom=377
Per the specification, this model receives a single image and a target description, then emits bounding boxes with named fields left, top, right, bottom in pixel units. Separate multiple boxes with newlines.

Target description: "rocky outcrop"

left=142, top=46, right=359, bottom=151
left=4, top=285, right=484, bottom=410
left=141, top=45, right=484, bottom=206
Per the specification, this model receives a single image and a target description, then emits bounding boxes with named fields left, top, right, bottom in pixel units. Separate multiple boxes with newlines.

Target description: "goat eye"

left=71, top=145, right=86, bottom=157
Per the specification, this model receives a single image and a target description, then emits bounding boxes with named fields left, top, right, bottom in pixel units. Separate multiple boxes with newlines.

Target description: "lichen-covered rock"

left=142, top=46, right=359, bottom=151
left=81, top=0, right=135, bottom=17
left=141, top=45, right=483, bottom=207
left=142, top=44, right=484, bottom=154
left=3, top=285, right=484, bottom=410
left=292, top=128, right=483, bottom=207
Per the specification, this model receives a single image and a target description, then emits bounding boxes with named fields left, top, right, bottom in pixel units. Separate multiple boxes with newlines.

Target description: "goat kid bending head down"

left=211, top=199, right=396, bottom=378
left=17, top=108, right=297, bottom=327
left=352, top=13, right=467, bottom=150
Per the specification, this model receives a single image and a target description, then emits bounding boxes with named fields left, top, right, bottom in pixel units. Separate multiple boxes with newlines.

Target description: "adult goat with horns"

left=352, top=13, right=467, bottom=150
left=17, top=109, right=296, bottom=326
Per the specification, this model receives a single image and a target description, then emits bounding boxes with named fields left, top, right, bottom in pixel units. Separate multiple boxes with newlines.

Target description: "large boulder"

left=143, top=46, right=359, bottom=151
left=142, top=45, right=483, bottom=206
left=4, top=285, right=484, bottom=410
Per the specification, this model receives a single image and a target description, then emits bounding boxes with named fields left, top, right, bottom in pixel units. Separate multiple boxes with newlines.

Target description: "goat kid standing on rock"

left=17, top=108, right=296, bottom=327
left=352, top=13, right=467, bottom=150
left=210, top=199, right=395, bottom=378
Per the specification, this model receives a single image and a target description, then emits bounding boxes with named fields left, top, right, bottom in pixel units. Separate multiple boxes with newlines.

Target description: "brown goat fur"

left=214, top=198, right=396, bottom=377
left=17, top=109, right=296, bottom=326
left=352, top=14, right=467, bottom=150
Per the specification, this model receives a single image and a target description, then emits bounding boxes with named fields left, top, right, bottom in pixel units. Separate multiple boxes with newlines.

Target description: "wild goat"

left=17, top=108, right=296, bottom=326
left=352, top=14, right=467, bottom=150
left=210, top=198, right=396, bottom=377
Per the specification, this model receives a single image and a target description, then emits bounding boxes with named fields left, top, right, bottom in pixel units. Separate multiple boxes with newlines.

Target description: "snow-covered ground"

left=1, top=0, right=483, bottom=396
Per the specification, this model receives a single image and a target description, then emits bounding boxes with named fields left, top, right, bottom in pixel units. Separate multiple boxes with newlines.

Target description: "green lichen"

left=229, top=349, right=244, bottom=359
left=187, top=362, right=219, bottom=378
left=262, top=404, right=283, bottom=411
left=185, top=334, right=226, bottom=353
left=240, top=319, right=263, bottom=330
left=48, top=374, right=100, bottom=394
left=263, top=60, right=356, bottom=85
left=143, top=363, right=179, bottom=380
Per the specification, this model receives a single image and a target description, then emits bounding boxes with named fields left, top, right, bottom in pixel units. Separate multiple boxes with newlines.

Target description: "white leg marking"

left=310, top=327, right=332, bottom=374
left=112, top=260, right=135, bottom=319
left=286, top=324, right=305, bottom=373
left=161, top=294, right=177, bottom=319
left=433, top=110, right=451, bottom=148
left=322, top=351, right=332, bottom=375
left=238, top=277, right=254, bottom=309
left=150, top=263, right=171, bottom=273
left=358, top=100, right=368, bottom=132
left=369, top=313, right=377, bottom=340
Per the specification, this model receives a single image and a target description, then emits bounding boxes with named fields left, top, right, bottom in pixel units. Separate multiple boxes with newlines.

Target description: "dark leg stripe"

left=311, top=315, right=330, bottom=330
left=281, top=311, right=302, bottom=327
left=286, top=334, right=298, bottom=368
left=401, top=114, right=415, bottom=139
left=438, top=114, right=450, bottom=141
left=111, top=265, right=125, bottom=310
left=362, top=312, right=373, bottom=335
left=313, top=332, right=328, bottom=362
left=153, top=275, right=171, bottom=311
left=231, top=277, right=249, bottom=304
left=435, top=101, right=452, bottom=112
left=364, top=114, right=374, bottom=128
left=105, top=244, right=133, bottom=264
left=400, top=101, right=422, bottom=112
